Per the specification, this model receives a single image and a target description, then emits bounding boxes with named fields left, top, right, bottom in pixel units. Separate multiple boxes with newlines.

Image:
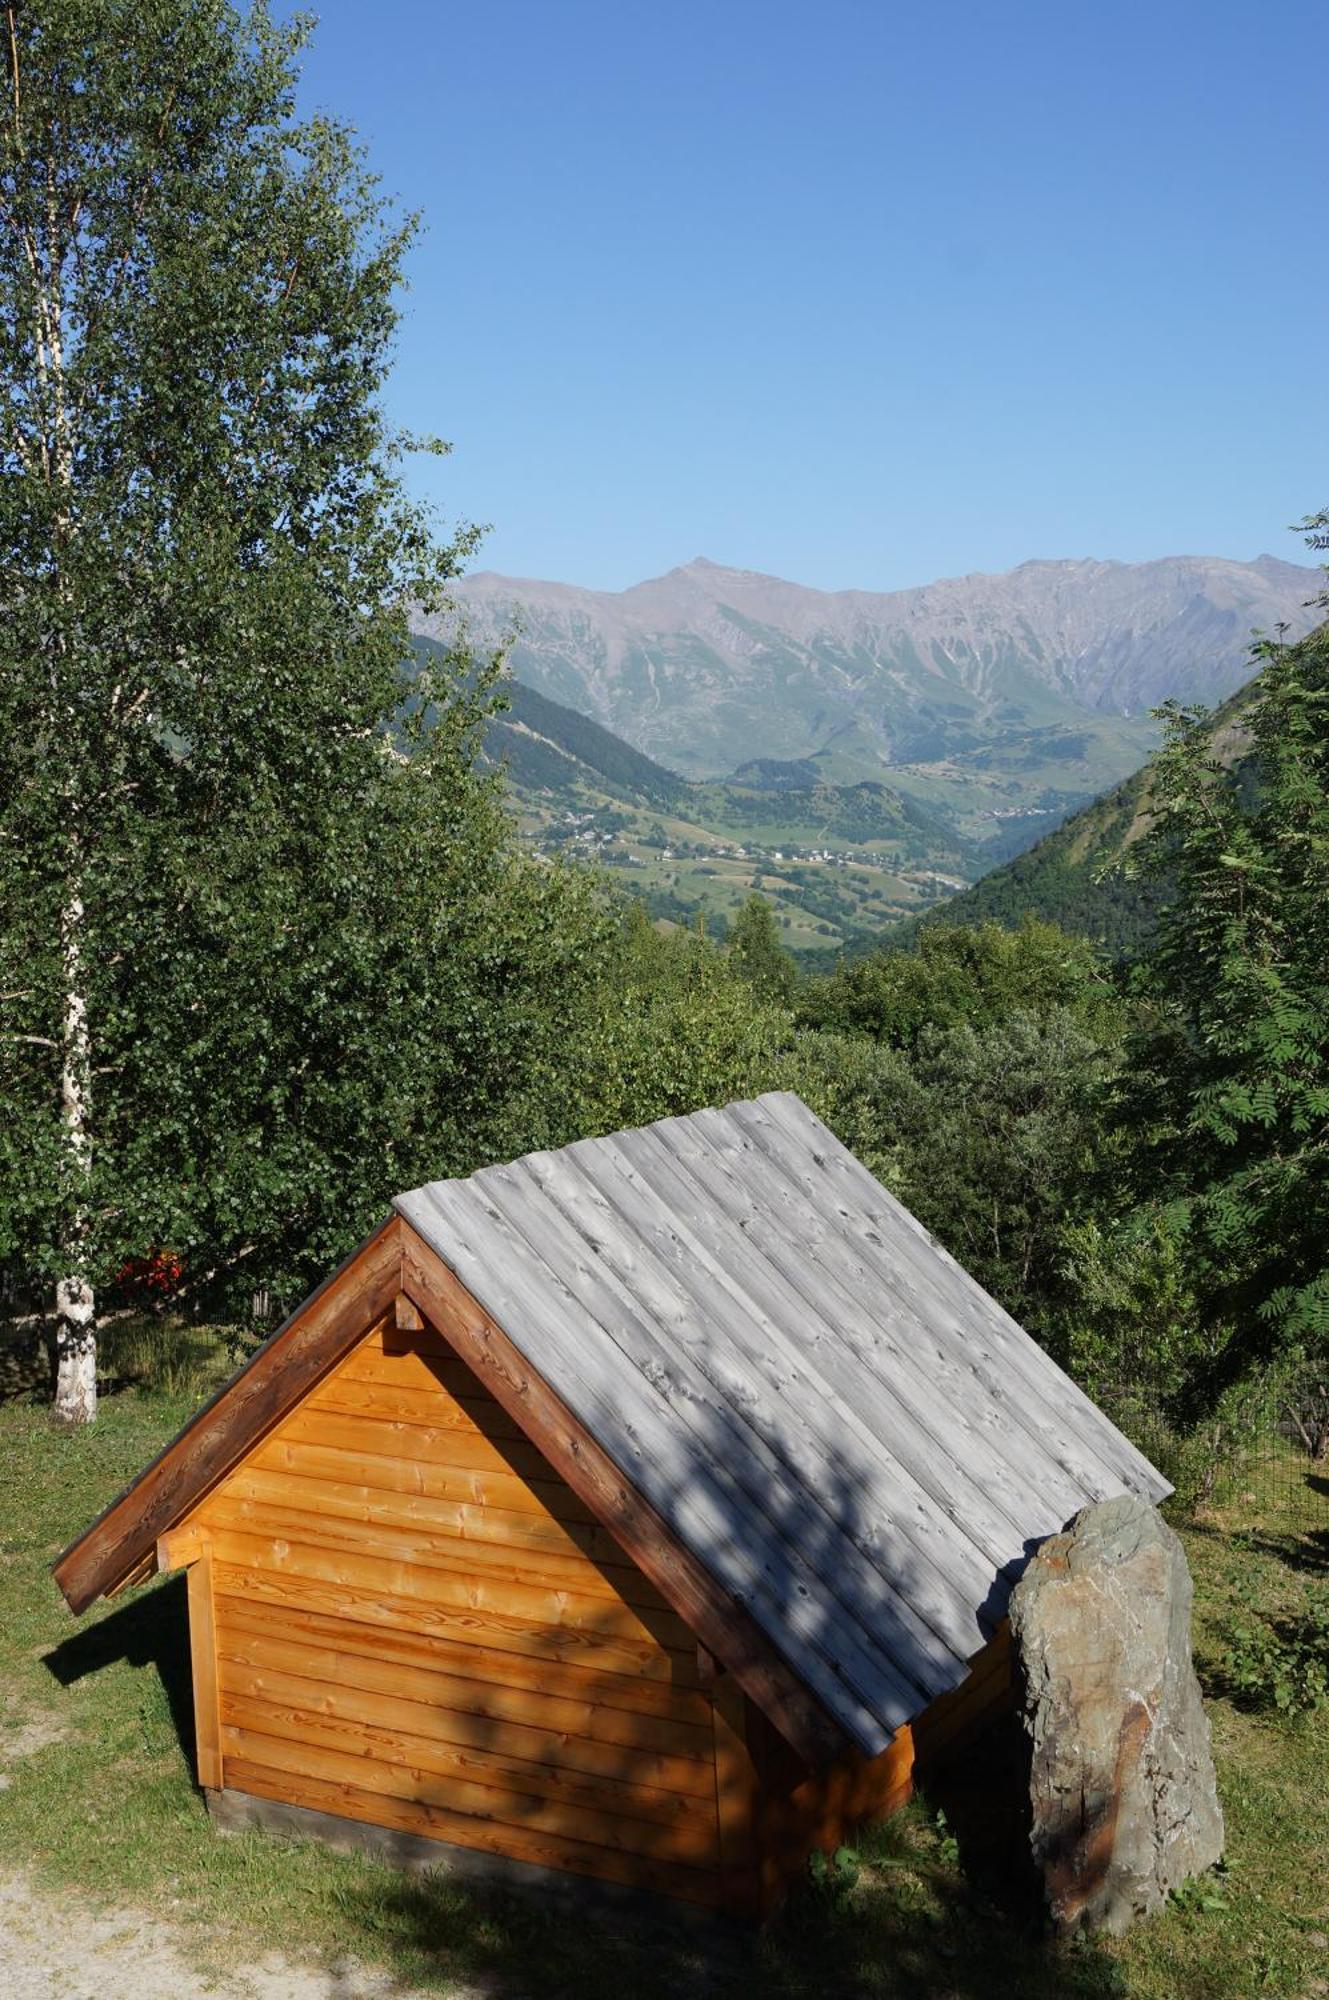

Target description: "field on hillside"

left=440, top=649, right=1168, bottom=953
left=512, top=783, right=969, bottom=950
left=3, top=1344, right=1327, bottom=1999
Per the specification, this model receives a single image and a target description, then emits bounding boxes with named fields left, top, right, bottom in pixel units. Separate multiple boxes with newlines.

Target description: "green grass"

left=1, top=1383, right=1326, bottom=1997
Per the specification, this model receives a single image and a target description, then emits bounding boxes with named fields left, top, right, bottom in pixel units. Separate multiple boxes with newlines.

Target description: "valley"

left=481, top=676, right=974, bottom=949
left=417, top=549, right=1318, bottom=951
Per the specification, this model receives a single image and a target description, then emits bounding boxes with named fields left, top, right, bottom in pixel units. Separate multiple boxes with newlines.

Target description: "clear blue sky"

left=294, top=0, right=1327, bottom=592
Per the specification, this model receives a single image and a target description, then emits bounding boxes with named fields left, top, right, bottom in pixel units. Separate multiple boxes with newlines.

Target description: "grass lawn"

left=1, top=1361, right=1326, bottom=1999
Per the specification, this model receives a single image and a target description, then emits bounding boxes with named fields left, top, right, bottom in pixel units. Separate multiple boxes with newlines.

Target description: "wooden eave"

left=52, top=1215, right=404, bottom=1615
left=53, top=1213, right=849, bottom=1770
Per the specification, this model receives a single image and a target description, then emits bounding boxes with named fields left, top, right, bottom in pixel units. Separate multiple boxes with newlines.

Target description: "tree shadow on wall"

left=322, top=1344, right=1120, bottom=2000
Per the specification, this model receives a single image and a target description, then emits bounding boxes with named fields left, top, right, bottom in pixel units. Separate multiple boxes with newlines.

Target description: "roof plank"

left=750, top=1094, right=1168, bottom=1501
left=553, top=1134, right=990, bottom=1654
left=485, top=1153, right=953, bottom=1704
left=663, top=1115, right=1092, bottom=1544
left=402, top=1179, right=901, bottom=1748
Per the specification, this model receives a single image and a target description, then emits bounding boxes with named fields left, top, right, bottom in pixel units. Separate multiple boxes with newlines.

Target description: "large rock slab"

left=1008, top=1493, right=1223, bottom=1935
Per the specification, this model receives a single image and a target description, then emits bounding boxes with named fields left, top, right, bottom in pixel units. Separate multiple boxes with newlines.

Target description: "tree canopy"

left=1127, top=611, right=1329, bottom=1371
left=0, top=1, right=600, bottom=1414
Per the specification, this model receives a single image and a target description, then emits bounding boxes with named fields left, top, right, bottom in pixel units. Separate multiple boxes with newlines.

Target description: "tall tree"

left=727, top=892, right=797, bottom=1007
left=0, top=2, right=494, bottom=1419
left=1130, top=539, right=1329, bottom=1374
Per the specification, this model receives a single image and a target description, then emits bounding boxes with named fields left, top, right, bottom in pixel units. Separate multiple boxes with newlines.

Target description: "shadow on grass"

left=919, top=1712, right=1042, bottom=1924
left=338, top=1841, right=1126, bottom=2000
left=318, top=1727, right=1122, bottom=2000
left=0, top=1324, right=52, bottom=1404
left=42, top=1572, right=198, bottom=1777
left=1232, top=1527, right=1329, bottom=1577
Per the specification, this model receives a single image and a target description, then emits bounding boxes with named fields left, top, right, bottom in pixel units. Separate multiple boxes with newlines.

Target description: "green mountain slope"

left=910, top=682, right=1258, bottom=954
left=489, top=680, right=686, bottom=806
left=410, top=649, right=980, bottom=949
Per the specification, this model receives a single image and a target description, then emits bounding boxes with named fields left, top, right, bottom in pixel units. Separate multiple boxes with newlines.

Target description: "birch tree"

left=0, top=1, right=523, bottom=1420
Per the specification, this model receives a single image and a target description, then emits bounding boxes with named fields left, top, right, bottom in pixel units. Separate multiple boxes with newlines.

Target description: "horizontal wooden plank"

left=53, top=1221, right=402, bottom=1613
left=407, top=1177, right=909, bottom=1743
left=335, top=1341, right=512, bottom=1412
left=220, top=1718, right=719, bottom=1867
left=212, top=1562, right=701, bottom=1686
left=248, top=1434, right=598, bottom=1526
left=217, top=1674, right=717, bottom=1833
left=215, top=1595, right=713, bottom=1730
left=205, top=1526, right=694, bottom=1655
left=156, top=1524, right=204, bottom=1572
left=216, top=1638, right=715, bottom=1794
left=223, top=1758, right=723, bottom=1909
left=216, top=1465, right=648, bottom=1576
left=309, top=1372, right=529, bottom=1443
left=197, top=1491, right=670, bottom=1612
left=402, top=1227, right=849, bottom=1767
left=268, top=1406, right=558, bottom=1487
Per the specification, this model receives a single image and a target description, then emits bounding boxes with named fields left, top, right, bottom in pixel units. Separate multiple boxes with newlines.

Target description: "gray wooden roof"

left=396, top=1091, right=1168, bottom=1756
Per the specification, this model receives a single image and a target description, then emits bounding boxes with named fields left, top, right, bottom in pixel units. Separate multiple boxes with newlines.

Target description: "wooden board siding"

left=737, top=1624, right=1016, bottom=1914
left=183, top=1314, right=726, bottom=1908
left=911, top=1621, right=1016, bottom=1768
left=54, top=1219, right=403, bottom=1613
left=744, top=1703, right=917, bottom=1914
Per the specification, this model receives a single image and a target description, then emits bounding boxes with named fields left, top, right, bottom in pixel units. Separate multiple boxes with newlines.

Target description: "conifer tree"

left=1134, top=526, right=1329, bottom=1369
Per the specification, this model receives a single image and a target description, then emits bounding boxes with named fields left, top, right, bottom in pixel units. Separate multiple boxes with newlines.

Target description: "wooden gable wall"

left=170, top=1310, right=729, bottom=1907
left=129, top=1233, right=1017, bottom=1919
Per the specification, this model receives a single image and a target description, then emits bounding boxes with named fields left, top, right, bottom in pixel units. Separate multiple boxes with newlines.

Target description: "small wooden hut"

left=55, top=1092, right=1168, bottom=1917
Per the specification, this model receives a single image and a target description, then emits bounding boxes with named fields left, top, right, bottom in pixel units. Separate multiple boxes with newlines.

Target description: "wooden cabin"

left=55, top=1092, right=1168, bottom=1918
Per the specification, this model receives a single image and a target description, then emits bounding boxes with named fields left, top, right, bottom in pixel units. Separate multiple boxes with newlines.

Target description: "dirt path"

left=0, top=1868, right=486, bottom=2000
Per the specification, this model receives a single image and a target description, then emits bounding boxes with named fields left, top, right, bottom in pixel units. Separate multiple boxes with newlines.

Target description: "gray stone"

left=1008, top=1493, right=1224, bottom=1935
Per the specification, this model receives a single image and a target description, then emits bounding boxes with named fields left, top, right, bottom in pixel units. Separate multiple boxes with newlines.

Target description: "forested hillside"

left=908, top=679, right=1262, bottom=954
left=420, top=642, right=979, bottom=947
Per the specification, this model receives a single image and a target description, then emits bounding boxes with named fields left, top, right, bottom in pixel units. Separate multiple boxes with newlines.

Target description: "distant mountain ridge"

left=424, top=553, right=1319, bottom=788
left=409, top=551, right=1319, bottom=954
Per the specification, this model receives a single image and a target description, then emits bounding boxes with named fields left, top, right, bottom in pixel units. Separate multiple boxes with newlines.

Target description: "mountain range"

left=428, top=547, right=1315, bottom=769
left=407, top=644, right=973, bottom=951
left=413, top=551, right=1320, bottom=953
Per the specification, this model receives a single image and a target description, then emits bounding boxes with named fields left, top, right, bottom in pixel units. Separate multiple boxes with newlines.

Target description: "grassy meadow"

left=1, top=1341, right=1326, bottom=1999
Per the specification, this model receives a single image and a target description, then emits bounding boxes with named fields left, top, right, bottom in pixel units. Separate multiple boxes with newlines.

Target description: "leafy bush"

left=1218, top=1592, right=1329, bottom=1714
left=806, top=1843, right=862, bottom=1911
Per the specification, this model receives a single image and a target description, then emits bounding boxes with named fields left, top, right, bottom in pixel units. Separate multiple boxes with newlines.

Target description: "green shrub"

left=806, top=1843, right=862, bottom=1911
left=1219, top=1592, right=1329, bottom=1714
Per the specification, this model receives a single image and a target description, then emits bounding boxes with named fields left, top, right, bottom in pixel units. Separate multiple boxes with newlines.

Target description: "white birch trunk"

left=53, top=887, right=96, bottom=1424
left=27, top=118, right=98, bottom=1423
